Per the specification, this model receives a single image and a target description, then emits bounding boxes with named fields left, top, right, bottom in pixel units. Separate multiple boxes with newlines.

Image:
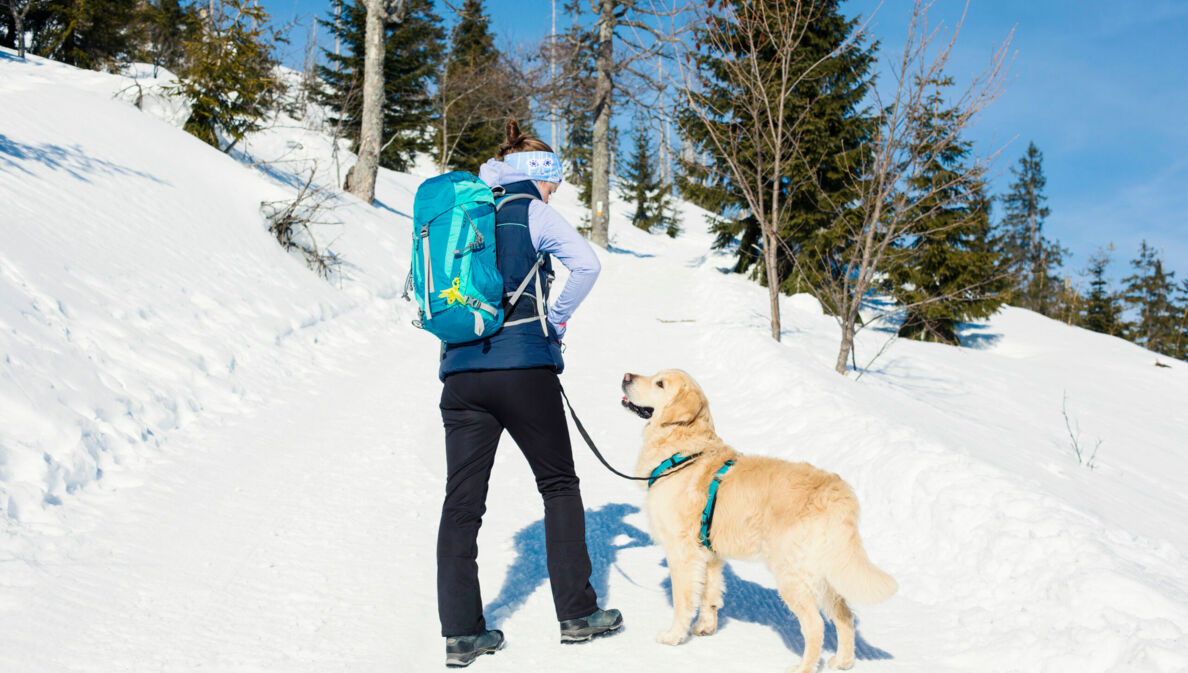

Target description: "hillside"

left=2, top=49, right=1187, bottom=673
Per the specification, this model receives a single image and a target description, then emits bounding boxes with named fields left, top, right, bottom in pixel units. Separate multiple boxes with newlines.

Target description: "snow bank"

left=0, top=50, right=414, bottom=521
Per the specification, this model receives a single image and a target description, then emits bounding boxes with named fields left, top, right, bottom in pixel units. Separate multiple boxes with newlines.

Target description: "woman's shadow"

left=484, top=502, right=651, bottom=628
left=484, top=501, right=891, bottom=662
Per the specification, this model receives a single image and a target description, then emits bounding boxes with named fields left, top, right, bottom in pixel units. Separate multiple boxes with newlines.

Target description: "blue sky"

left=262, top=0, right=1188, bottom=283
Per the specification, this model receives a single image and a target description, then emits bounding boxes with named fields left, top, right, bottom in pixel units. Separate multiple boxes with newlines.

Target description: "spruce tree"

left=174, top=0, right=280, bottom=153
left=23, top=0, right=144, bottom=69
left=885, top=77, right=1004, bottom=345
left=1173, top=279, right=1188, bottom=360
left=619, top=118, right=679, bottom=236
left=436, top=0, right=533, bottom=173
left=1122, top=241, right=1178, bottom=356
left=1081, top=249, right=1123, bottom=336
left=678, top=0, right=875, bottom=303
left=998, top=142, right=1067, bottom=316
left=318, top=0, right=443, bottom=172
left=144, top=0, right=197, bottom=77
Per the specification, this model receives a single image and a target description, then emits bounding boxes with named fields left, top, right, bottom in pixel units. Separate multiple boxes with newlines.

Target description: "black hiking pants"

left=437, top=367, right=598, bottom=637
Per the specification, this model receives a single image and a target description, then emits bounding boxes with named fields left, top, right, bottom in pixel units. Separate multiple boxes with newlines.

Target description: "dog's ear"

left=656, top=382, right=706, bottom=427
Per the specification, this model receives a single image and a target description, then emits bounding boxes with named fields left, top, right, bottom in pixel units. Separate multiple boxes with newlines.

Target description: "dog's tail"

left=824, top=515, right=898, bottom=605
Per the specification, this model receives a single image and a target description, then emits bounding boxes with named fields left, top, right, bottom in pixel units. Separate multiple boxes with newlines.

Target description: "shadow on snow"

left=0, top=133, right=167, bottom=184
left=606, top=244, right=656, bottom=259
left=659, top=563, right=892, bottom=661
left=957, top=322, right=1004, bottom=350
left=484, top=502, right=651, bottom=629
left=485, top=501, right=891, bottom=661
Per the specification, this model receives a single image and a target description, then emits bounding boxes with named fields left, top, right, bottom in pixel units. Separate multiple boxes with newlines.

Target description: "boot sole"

left=560, top=622, right=623, bottom=644
left=445, top=639, right=506, bottom=667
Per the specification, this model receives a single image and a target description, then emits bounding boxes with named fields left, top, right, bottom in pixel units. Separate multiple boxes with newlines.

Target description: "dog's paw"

left=692, top=616, right=718, bottom=636
left=787, top=657, right=821, bottom=673
left=827, top=654, right=854, bottom=670
left=655, top=627, right=688, bottom=645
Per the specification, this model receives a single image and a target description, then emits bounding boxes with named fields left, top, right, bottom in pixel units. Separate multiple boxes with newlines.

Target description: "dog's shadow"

left=660, top=563, right=893, bottom=660
left=484, top=502, right=891, bottom=661
left=484, top=502, right=652, bottom=629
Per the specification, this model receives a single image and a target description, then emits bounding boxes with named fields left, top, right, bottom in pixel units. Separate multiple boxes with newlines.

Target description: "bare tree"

left=2, top=0, right=42, bottom=59
left=799, top=0, right=1011, bottom=374
left=434, top=51, right=530, bottom=171
left=1061, top=391, right=1100, bottom=469
left=586, top=0, right=687, bottom=248
left=345, top=0, right=407, bottom=204
left=261, top=163, right=344, bottom=281
left=590, top=0, right=614, bottom=246
left=676, top=0, right=842, bottom=341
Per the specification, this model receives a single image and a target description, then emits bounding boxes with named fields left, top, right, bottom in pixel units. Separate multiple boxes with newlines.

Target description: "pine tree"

left=998, top=142, right=1067, bottom=316
left=1, top=0, right=49, bottom=59
left=27, top=0, right=145, bottom=69
left=143, top=0, right=197, bottom=76
left=1081, top=248, right=1123, bottom=336
left=678, top=0, right=875, bottom=304
left=619, top=118, right=679, bottom=236
left=1122, top=241, right=1178, bottom=356
left=435, top=0, right=533, bottom=174
left=318, top=0, right=443, bottom=172
left=174, top=0, right=280, bottom=153
left=1173, top=279, right=1188, bottom=360
left=885, top=77, right=1004, bottom=345
left=1, top=7, right=12, bottom=52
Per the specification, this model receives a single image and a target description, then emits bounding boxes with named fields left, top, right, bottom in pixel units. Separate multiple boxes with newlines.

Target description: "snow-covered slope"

left=2, top=49, right=1186, bottom=673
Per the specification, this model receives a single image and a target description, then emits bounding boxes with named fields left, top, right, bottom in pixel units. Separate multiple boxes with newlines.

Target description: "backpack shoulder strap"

left=494, top=192, right=536, bottom=213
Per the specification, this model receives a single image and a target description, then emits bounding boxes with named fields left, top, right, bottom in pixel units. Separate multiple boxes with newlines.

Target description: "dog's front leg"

left=692, top=556, right=724, bottom=636
left=657, top=548, right=706, bottom=645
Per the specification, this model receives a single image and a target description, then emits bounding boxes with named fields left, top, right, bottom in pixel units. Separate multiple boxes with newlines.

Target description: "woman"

left=437, top=120, right=622, bottom=667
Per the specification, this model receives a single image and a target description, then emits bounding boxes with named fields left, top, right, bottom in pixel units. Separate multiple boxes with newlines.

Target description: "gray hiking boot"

left=559, top=608, right=623, bottom=643
left=445, top=629, right=505, bottom=667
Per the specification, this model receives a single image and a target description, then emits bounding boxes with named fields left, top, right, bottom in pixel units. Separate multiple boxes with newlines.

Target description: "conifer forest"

left=2, top=0, right=1184, bottom=363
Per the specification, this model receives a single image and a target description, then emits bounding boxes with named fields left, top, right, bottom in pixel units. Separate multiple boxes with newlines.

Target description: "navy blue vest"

left=438, top=180, right=565, bottom=380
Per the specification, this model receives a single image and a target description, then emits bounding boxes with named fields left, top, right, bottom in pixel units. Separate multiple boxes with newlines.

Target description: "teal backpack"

left=404, top=172, right=536, bottom=344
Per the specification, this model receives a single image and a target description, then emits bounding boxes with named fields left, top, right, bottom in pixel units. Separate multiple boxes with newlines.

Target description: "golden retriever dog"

left=621, top=369, right=896, bottom=673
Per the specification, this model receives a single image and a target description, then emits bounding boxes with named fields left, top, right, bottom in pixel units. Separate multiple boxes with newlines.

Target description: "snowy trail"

left=0, top=324, right=440, bottom=672
left=0, top=229, right=907, bottom=673
left=0, top=306, right=890, bottom=673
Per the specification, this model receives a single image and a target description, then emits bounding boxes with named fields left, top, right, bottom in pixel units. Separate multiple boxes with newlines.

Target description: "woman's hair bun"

left=505, top=119, right=524, bottom=145
left=496, top=118, right=553, bottom=159
left=498, top=118, right=525, bottom=158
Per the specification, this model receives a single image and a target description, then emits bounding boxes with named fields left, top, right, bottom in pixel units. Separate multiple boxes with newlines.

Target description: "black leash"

left=557, top=384, right=699, bottom=483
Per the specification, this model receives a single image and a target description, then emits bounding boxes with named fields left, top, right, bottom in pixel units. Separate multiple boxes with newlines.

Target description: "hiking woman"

left=437, top=120, right=622, bottom=667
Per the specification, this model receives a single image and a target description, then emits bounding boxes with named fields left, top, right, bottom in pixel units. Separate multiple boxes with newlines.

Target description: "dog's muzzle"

left=621, top=396, right=653, bottom=419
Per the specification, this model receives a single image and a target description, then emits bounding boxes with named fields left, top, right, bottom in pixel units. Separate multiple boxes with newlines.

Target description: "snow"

left=3, top=48, right=1188, bottom=673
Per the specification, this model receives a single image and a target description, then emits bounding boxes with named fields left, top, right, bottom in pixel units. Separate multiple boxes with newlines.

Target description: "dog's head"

left=621, top=369, right=713, bottom=431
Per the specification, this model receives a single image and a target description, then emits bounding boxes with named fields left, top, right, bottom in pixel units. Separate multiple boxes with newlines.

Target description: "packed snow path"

left=3, top=49, right=1188, bottom=673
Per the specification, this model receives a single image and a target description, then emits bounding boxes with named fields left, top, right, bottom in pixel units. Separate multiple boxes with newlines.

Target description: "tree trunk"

left=834, top=317, right=854, bottom=375
left=763, top=226, right=782, bottom=341
left=11, top=6, right=25, bottom=59
left=438, top=77, right=449, bottom=171
left=589, top=0, right=614, bottom=247
left=348, top=0, right=386, bottom=205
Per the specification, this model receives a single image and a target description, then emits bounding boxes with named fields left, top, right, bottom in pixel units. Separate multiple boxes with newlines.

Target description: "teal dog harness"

left=699, top=460, right=735, bottom=550
left=647, top=453, right=699, bottom=487
left=648, top=453, right=736, bottom=550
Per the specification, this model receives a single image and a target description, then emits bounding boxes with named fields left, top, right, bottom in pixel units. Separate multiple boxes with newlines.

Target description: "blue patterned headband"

left=503, top=151, right=563, bottom=184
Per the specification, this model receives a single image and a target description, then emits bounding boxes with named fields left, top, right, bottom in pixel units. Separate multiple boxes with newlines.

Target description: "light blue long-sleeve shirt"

left=478, top=159, right=600, bottom=339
